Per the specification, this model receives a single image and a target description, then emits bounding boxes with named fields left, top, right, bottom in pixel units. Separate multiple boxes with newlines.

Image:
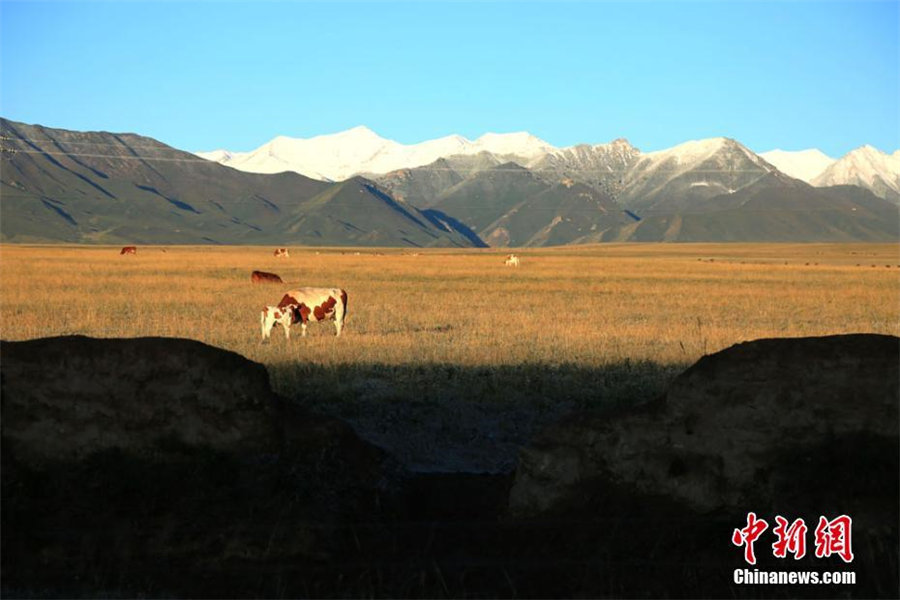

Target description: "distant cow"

left=260, top=305, right=297, bottom=341
left=120, top=246, right=137, bottom=255
left=251, top=270, right=284, bottom=284
left=274, top=248, right=290, bottom=258
left=504, top=254, right=520, bottom=267
left=269, top=287, right=348, bottom=337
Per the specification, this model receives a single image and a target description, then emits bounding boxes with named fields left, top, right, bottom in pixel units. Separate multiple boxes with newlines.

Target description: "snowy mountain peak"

left=641, top=137, right=768, bottom=170
left=758, top=148, right=836, bottom=182
left=812, top=144, right=900, bottom=193
left=331, top=125, right=382, bottom=139
left=195, top=149, right=233, bottom=162
left=644, top=137, right=730, bottom=162
left=349, top=124, right=376, bottom=134
left=607, top=137, right=636, bottom=148
left=472, top=131, right=555, bottom=158
left=852, top=144, right=888, bottom=159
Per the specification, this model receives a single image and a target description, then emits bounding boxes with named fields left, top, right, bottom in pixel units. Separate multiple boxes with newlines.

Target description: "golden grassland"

left=1, top=243, right=898, bottom=407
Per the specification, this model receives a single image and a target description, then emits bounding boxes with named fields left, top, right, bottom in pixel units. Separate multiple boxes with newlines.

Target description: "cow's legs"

left=333, top=295, right=347, bottom=337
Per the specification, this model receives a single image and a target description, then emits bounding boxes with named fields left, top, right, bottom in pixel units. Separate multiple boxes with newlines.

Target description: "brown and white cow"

left=272, top=287, right=348, bottom=337
left=504, top=254, right=520, bottom=267
left=274, top=248, right=290, bottom=258
left=260, top=305, right=298, bottom=340
left=251, top=270, right=284, bottom=284
left=120, top=246, right=137, bottom=255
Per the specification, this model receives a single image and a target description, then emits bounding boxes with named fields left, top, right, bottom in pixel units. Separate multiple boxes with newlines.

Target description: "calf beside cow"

left=261, top=287, right=348, bottom=340
left=256, top=251, right=529, bottom=341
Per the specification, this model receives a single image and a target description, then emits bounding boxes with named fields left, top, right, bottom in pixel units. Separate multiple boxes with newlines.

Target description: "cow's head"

left=289, top=303, right=311, bottom=324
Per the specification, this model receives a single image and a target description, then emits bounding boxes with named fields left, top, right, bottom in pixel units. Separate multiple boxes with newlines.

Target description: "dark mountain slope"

left=479, top=180, right=630, bottom=247
left=373, top=158, right=465, bottom=209
left=280, top=177, right=475, bottom=247
left=429, top=163, right=549, bottom=235
left=0, top=119, right=476, bottom=247
left=604, top=174, right=900, bottom=242
left=373, top=152, right=511, bottom=210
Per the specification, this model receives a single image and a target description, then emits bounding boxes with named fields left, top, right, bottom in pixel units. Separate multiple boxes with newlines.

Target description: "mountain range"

left=2, top=118, right=898, bottom=246
left=374, top=137, right=897, bottom=244
left=197, top=127, right=900, bottom=205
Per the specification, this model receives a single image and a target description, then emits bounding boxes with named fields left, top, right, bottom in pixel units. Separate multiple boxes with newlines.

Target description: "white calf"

left=260, top=304, right=298, bottom=340
left=504, top=254, right=520, bottom=267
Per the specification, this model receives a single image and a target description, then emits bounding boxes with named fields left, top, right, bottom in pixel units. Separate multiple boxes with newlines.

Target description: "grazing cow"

left=260, top=305, right=298, bottom=340
left=120, top=246, right=137, bottom=255
left=251, top=270, right=284, bottom=284
left=272, top=287, right=348, bottom=337
left=274, top=248, right=290, bottom=258
left=504, top=254, right=520, bottom=267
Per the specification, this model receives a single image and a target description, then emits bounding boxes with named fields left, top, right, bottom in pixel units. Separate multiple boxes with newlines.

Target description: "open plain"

left=2, top=242, right=898, bottom=471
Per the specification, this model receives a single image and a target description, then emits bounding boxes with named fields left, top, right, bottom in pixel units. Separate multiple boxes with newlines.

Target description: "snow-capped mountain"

left=615, top=137, right=779, bottom=212
left=759, top=146, right=900, bottom=203
left=526, top=138, right=641, bottom=197
left=197, top=127, right=900, bottom=204
left=812, top=145, right=900, bottom=202
left=196, top=127, right=555, bottom=181
left=758, top=149, right=836, bottom=182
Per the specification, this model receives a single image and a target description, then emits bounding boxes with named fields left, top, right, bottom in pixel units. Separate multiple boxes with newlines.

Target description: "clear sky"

left=1, top=0, right=897, bottom=157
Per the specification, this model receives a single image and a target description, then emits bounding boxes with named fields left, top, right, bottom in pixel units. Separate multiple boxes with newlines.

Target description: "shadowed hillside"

left=0, top=119, right=478, bottom=247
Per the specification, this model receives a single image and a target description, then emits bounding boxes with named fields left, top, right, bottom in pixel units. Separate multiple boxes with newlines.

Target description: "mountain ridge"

left=0, top=118, right=476, bottom=247
left=3, top=118, right=898, bottom=246
left=197, top=127, right=900, bottom=204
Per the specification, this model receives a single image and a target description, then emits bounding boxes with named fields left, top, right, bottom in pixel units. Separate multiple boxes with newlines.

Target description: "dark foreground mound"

left=2, top=336, right=280, bottom=464
left=1, top=336, right=393, bottom=597
left=509, top=334, right=899, bottom=597
left=2, top=334, right=897, bottom=598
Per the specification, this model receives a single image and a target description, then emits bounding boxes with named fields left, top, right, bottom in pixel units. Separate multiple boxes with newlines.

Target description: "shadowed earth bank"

left=1, top=335, right=897, bottom=598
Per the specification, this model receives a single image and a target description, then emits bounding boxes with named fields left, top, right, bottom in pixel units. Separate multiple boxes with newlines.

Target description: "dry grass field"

left=2, top=243, right=898, bottom=469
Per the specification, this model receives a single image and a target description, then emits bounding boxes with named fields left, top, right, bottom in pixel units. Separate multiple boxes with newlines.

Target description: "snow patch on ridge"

left=759, top=148, right=835, bottom=182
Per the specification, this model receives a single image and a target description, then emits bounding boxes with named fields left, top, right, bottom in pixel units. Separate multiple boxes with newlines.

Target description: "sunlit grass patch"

left=1, top=242, right=897, bottom=407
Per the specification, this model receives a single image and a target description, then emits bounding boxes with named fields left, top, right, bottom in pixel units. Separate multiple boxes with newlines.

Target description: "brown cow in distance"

left=273, top=248, right=290, bottom=258
left=120, top=246, right=137, bottom=255
left=251, top=270, right=284, bottom=284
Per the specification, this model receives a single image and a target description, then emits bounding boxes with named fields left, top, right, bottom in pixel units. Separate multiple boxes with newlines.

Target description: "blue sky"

left=1, top=0, right=897, bottom=156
